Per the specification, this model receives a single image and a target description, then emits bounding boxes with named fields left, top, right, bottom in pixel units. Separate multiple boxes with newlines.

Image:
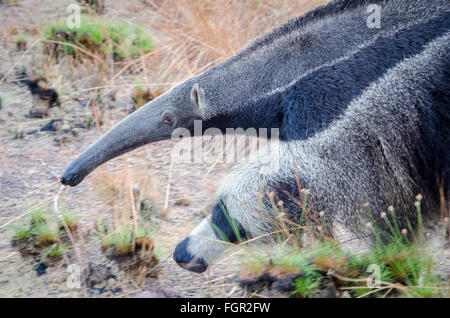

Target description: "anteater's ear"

left=190, top=83, right=207, bottom=110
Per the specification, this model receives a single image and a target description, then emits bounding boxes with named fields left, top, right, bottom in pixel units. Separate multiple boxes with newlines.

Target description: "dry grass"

left=134, top=0, right=327, bottom=83
left=93, top=162, right=163, bottom=230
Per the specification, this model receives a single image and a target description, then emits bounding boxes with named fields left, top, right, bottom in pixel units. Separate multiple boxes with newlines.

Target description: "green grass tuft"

left=238, top=198, right=447, bottom=298
left=60, top=211, right=80, bottom=231
left=10, top=207, right=79, bottom=258
left=293, top=273, right=323, bottom=297
left=44, top=244, right=69, bottom=259
left=43, top=15, right=155, bottom=60
left=97, top=221, right=155, bottom=257
left=11, top=224, right=32, bottom=241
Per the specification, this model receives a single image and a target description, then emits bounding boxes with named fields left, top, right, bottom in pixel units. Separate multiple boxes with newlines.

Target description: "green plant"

left=14, top=33, right=27, bottom=50
left=341, top=199, right=443, bottom=297
left=10, top=207, right=79, bottom=262
left=97, top=218, right=157, bottom=258
left=115, top=226, right=133, bottom=255
left=310, top=241, right=348, bottom=273
left=44, top=243, right=69, bottom=259
left=60, top=211, right=80, bottom=231
left=32, top=219, right=59, bottom=245
left=11, top=224, right=31, bottom=241
left=135, top=225, right=152, bottom=240
left=293, top=272, right=323, bottom=297
left=151, top=245, right=165, bottom=260
left=29, top=208, right=46, bottom=225
left=98, top=223, right=132, bottom=254
left=271, top=247, right=324, bottom=297
left=84, top=115, right=94, bottom=129
left=345, top=234, right=441, bottom=298
left=25, top=209, right=58, bottom=245
left=43, top=16, right=154, bottom=60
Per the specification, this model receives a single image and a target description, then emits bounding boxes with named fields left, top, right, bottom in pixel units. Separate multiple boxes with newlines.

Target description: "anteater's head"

left=61, top=81, right=208, bottom=186
left=173, top=200, right=251, bottom=273
left=172, top=219, right=224, bottom=273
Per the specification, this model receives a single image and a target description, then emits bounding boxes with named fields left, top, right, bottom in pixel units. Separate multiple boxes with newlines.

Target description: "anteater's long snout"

left=60, top=169, right=83, bottom=187
left=60, top=100, right=168, bottom=187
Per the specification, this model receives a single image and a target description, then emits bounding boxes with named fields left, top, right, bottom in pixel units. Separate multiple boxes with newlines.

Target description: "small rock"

left=341, top=291, right=352, bottom=298
left=60, top=124, right=72, bottom=133
left=107, top=278, right=116, bottom=286
left=73, top=122, right=87, bottom=129
left=71, top=128, right=80, bottom=137
left=174, top=198, right=191, bottom=206
left=34, top=263, right=48, bottom=276
left=109, top=264, right=119, bottom=276
left=28, top=106, right=48, bottom=118
left=22, top=75, right=59, bottom=108
left=54, top=135, right=73, bottom=145
left=41, top=119, right=62, bottom=132
left=93, top=283, right=104, bottom=289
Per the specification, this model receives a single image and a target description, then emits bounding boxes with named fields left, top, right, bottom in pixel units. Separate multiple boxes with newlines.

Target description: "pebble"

left=107, top=278, right=116, bottom=286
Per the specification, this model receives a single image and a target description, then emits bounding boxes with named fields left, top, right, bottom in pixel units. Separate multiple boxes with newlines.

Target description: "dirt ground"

left=0, top=74, right=249, bottom=297
left=0, top=0, right=253, bottom=297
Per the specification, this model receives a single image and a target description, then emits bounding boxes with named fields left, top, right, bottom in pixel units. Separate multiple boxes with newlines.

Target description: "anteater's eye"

left=163, top=114, right=174, bottom=124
